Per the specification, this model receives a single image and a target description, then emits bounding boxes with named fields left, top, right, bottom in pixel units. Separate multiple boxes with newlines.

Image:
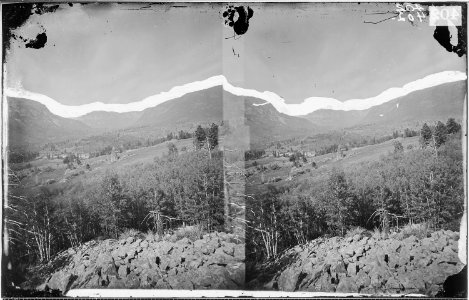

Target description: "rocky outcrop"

left=25, top=232, right=244, bottom=294
left=249, top=230, right=464, bottom=296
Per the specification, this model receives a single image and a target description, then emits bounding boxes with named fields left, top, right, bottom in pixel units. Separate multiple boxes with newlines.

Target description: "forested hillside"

left=246, top=120, right=464, bottom=264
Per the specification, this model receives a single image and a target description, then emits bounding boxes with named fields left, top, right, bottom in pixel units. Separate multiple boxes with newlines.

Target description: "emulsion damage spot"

left=25, top=32, right=48, bottom=49
left=223, top=6, right=254, bottom=36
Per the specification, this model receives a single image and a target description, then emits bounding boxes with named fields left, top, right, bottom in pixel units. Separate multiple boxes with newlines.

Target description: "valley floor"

left=246, top=136, right=420, bottom=194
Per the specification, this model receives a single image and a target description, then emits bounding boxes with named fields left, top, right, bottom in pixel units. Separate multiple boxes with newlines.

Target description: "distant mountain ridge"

left=8, top=87, right=318, bottom=148
left=7, top=80, right=466, bottom=149
left=7, top=97, right=90, bottom=148
left=304, top=80, right=466, bottom=130
left=6, top=71, right=466, bottom=118
left=133, top=86, right=317, bottom=143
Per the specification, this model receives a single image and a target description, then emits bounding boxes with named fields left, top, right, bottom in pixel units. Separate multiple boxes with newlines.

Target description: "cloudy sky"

left=5, top=3, right=466, bottom=114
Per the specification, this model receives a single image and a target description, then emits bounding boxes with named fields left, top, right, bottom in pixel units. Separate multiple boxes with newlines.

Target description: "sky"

left=4, top=3, right=467, bottom=116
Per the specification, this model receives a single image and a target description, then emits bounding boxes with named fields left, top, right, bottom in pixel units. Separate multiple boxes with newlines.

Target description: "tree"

left=326, top=169, right=352, bottom=236
left=8, top=190, right=58, bottom=262
left=420, top=123, right=432, bottom=148
left=194, top=125, right=206, bottom=150
left=167, top=142, right=178, bottom=156
left=247, top=186, right=282, bottom=259
left=404, top=128, right=417, bottom=138
left=98, top=172, right=124, bottom=238
left=207, top=123, right=219, bottom=150
left=446, top=118, right=461, bottom=134
left=433, top=121, right=447, bottom=149
left=289, top=151, right=306, bottom=167
left=393, top=140, right=404, bottom=153
left=178, top=130, right=191, bottom=140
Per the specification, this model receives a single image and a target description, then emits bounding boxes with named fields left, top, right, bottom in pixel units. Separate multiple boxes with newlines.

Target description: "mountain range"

left=7, top=80, right=466, bottom=149
left=7, top=86, right=316, bottom=148
left=304, top=80, right=466, bottom=129
left=7, top=97, right=90, bottom=149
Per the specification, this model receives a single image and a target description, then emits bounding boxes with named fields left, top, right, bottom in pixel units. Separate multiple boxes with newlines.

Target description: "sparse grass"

left=143, top=230, right=161, bottom=243
left=173, top=224, right=204, bottom=242
left=43, top=166, right=55, bottom=172
left=119, top=228, right=143, bottom=241
left=397, top=222, right=431, bottom=240
left=345, top=226, right=368, bottom=238
left=371, top=227, right=382, bottom=240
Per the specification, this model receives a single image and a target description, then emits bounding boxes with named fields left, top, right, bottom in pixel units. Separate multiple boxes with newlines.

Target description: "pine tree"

left=393, top=140, right=404, bottom=153
left=446, top=118, right=461, bottom=134
left=207, top=123, right=219, bottom=150
left=100, top=172, right=123, bottom=238
left=326, top=169, right=351, bottom=236
left=433, top=121, right=447, bottom=148
left=420, top=123, right=432, bottom=148
left=194, top=125, right=206, bottom=150
left=167, top=142, right=178, bottom=156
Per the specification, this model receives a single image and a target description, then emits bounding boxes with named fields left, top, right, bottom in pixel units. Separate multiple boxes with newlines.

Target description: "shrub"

left=44, top=166, right=54, bottom=172
left=393, top=141, right=404, bottom=153
left=270, top=163, right=280, bottom=170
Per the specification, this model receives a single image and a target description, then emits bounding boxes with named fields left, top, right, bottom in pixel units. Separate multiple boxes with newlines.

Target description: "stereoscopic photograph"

left=1, top=1, right=467, bottom=297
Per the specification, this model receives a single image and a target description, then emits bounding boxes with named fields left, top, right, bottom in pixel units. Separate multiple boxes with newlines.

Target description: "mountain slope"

left=75, top=111, right=143, bottom=130
left=305, top=81, right=466, bottom=130
left=7, top=97, right=91, bottom=148
left=135, top=86, right=223, bottom=127
left=134, top=86, right=317, bottom=142
left=8, top=87, right=317, bottom=149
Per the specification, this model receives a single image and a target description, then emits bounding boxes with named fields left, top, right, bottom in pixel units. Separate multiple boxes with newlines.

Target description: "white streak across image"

left=5, top=70, right=467, bottom=118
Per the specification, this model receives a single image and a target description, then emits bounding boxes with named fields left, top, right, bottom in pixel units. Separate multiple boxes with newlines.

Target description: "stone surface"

left=251, top=229, right=463, bottom=296
left=28, top=231, right=245, bottom=294
left=277, top=267, right=301, bottom=291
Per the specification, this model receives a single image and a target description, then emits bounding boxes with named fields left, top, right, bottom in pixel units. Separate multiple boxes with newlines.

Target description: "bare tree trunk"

left=383, top=210, right=389, bottom=239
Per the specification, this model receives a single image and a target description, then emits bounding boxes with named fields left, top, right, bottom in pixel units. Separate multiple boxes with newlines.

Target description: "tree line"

left=245, top=149, right=266, bottom=161
left=7, top=150, right=39, bottom=164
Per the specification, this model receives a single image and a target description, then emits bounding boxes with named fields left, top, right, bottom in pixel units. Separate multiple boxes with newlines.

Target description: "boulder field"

left=23, top=232, right=245, bottom=294
left=248, top=230, right=465, bottom=296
